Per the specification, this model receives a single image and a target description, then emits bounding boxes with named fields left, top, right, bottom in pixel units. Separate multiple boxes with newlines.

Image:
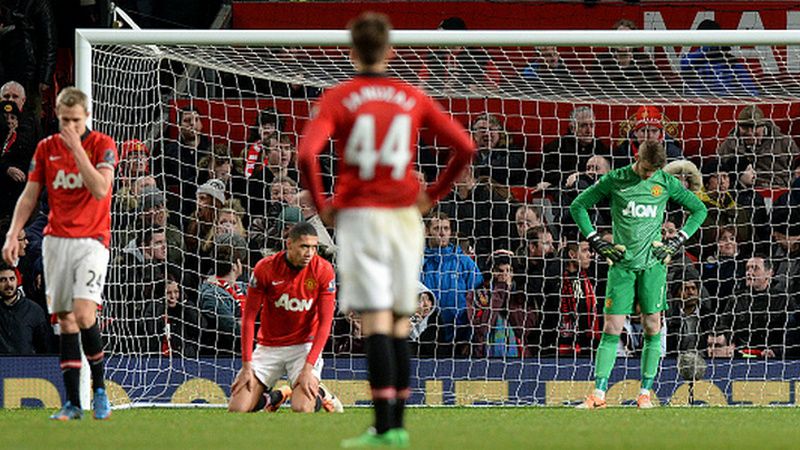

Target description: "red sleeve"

left=305, top=263, right=336, bottom=365
left=297, top=96, right=336, bottom=212
left=421, top=96, right=476, bottom=202
left=242, top=266, right=266, bottom=363
left=94, top=135, right=118, bottom=171
left=27, top=140, right=45, bottom=183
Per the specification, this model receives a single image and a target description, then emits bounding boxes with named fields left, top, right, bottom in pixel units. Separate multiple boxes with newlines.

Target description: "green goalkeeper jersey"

left=569, top=164, right=708, bottom=270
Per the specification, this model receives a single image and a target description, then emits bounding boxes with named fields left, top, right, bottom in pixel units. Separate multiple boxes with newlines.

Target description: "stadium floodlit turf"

left=2, top=407, right=799, bottom=449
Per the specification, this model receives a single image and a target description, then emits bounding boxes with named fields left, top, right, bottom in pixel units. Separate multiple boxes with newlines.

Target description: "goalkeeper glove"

left=652, top=230, right=689, bottom=264
left=587, top=231, right=626, bottom=265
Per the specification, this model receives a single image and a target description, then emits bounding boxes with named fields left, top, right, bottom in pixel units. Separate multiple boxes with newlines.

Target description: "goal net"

left=80, top=29, right=800, bottom=407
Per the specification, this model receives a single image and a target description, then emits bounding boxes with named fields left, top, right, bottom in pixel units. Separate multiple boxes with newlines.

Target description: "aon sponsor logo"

left=274, top=293, right=313, bottom=312
left=621, top=201, right=657, bottom=218
left=53, top=170, right=84, bottom=189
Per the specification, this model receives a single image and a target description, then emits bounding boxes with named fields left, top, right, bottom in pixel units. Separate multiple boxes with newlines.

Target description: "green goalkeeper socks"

left=641, top=333, right=661, bottom=391
left=594, top=333, right=620, bottom=392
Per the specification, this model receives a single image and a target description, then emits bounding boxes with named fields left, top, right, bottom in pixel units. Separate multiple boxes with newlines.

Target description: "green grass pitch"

left=1, top=407, right=799, bottom=449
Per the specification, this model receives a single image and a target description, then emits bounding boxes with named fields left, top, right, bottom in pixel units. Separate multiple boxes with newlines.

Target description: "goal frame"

left=73, top=27, right=800, bottom=408
left=75, top=28, right=800, bottom=111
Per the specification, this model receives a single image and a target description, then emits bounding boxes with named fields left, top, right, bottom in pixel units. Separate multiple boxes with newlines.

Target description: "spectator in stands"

left=470, top=113, right=527, bottom=186
left=113, top=140, right=153, bottom=229
left=0, top=262, right=52, bottom=354
left=517, top=225, right=559, bottom=353
left=108, top=228, right=167, bottom=353
left=422, top=17, right=497, bottom=93
left=717, top=105, right=799, bottom=190
left=200, top=201, right=247, bottom=270
left=680, top=19, right=759, bottom=97
left=332, top=311, right=365, bottom=355
left=185, top=178, right=226, bottom=253
left=421, top=212, right=484, bottom=354
left=559, top=155, right=612, bottom=240
left=666, top=276, right=714, bottom=357
left=612, top=105, right=682, bottom=168
left=469, top=253, right=525, bottom=358
left=199, top=145, right=233, bottom=185
left=409, top=281, right=441, bottom=358
left=701, top=226, right=746, bottom=305
left=520, top=46, right=577, bottom=96
left=1, top=81, right=40, bottom=139
left=142, top=273, right=202, bottom=358
left=697, top=161, right=754, bottom=255
left=118, top=139, right=150, bottom=183
left=510, top=205, right=543, bottom=253
left=245, top=108, right=284, bottom=174
left=536, top=106, right=611, bottom=190
left=715, top=255, right=800, bottom=358
left=120, top=186, right=184, bottom=269
left=296, top=190, right=337, bottom=260
left=162, top=106, right=211, bottom=217
left=249, top=135, right=303, bottom=223
left=554, top=241, right=601, bottom=356
left=0, top=99, right=36, bottom=221
left=437, top=164, right=514, bottom=268
left=0, top=2, right=57, bottom=119
left=592, top=19, right=669, bottom=98
left=769, top=222, right=800, bottom=295
left=199, top=232, right=248, bottom=356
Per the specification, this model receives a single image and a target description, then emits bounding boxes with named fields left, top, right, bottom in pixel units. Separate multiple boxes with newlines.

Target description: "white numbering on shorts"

left=344, top=114, right=411, bottom=180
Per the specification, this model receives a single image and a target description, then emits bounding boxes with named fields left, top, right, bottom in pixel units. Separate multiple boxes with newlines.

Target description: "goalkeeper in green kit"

left=569, top=141, right=707, bottom=409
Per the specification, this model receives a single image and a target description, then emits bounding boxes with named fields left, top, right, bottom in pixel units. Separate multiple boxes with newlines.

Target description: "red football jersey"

left=28, top=131, right=118, bottom=247
left=298, top=74, right=475, bottom=211
left=242, top=251, right=336, bottom=363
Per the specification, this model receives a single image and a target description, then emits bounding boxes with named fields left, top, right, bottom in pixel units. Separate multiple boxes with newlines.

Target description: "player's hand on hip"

left=652, top=230, right=688, bottom=264
left=2, top=235, right=18, bottom=266
left=6, top=167, right=26, bottom=182
left=587, top=232, right=625, bottom=264
left=231, top=366, right=254, bottom=395
left=416, top=189, right=433, bottom=215
left=319, top=206, right=336, bottom=228
left=293, top=364, right=319, bottom=400
left=60, top=126, right=84, bottom=154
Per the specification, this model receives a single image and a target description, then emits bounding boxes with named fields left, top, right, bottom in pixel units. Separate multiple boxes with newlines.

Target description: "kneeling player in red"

left=228, top=222, right=342, bottom=413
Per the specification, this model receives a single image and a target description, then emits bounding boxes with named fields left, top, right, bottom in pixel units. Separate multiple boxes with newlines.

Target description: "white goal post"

left=75, top=27, right=800, bottom=408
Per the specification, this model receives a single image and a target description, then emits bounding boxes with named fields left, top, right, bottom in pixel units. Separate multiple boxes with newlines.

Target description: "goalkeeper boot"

left=319, top=383, right=344, bottom=413
left=92, top=388, right=112, bottom=420
left=637, top=394, right=655, bottom=409
left=50, top=401, right=83, bottom=421
left=576, top=394, right=607, bottom=410
left=340, top=428, right=395, bottom=448
left=386, top=428, right=410, bottom=448
left=266, top=385, right=292, bottom=412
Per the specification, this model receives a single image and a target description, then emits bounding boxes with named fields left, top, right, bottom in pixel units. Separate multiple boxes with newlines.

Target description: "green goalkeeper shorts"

left=604, top=263, right=668, bottom=315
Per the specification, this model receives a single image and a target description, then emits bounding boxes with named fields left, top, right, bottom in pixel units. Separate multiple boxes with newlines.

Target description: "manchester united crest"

left=605, top=297, right=613, bottom=309
left=305, top=278, right=317, bottom=291
left=651, top=185, right=662, bottom=197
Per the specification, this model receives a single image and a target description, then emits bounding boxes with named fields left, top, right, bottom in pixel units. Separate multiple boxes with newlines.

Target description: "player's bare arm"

left=60, top=125, right=114, bottom=200
left=2, top=180, right=42, bottom=265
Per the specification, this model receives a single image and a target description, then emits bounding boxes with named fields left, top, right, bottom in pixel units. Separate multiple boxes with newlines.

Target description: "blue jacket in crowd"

left=421, top=244, right=484, bottom=338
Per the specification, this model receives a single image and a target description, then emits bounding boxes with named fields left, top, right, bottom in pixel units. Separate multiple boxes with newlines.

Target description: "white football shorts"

left=42, top=236, right=110, bottom=314
left=336, top=206, right=424, bottom=316
left=251, top=343, right=323, bottom=388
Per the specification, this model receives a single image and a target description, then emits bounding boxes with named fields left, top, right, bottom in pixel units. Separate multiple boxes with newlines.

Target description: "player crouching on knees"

left=569, top=140, right=707, bottom=409
left=228, top=222, right=342, bottom=413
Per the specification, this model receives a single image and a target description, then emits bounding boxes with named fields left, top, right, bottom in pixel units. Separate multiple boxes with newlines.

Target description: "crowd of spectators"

left=1, top=7, right=799, bottom=364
